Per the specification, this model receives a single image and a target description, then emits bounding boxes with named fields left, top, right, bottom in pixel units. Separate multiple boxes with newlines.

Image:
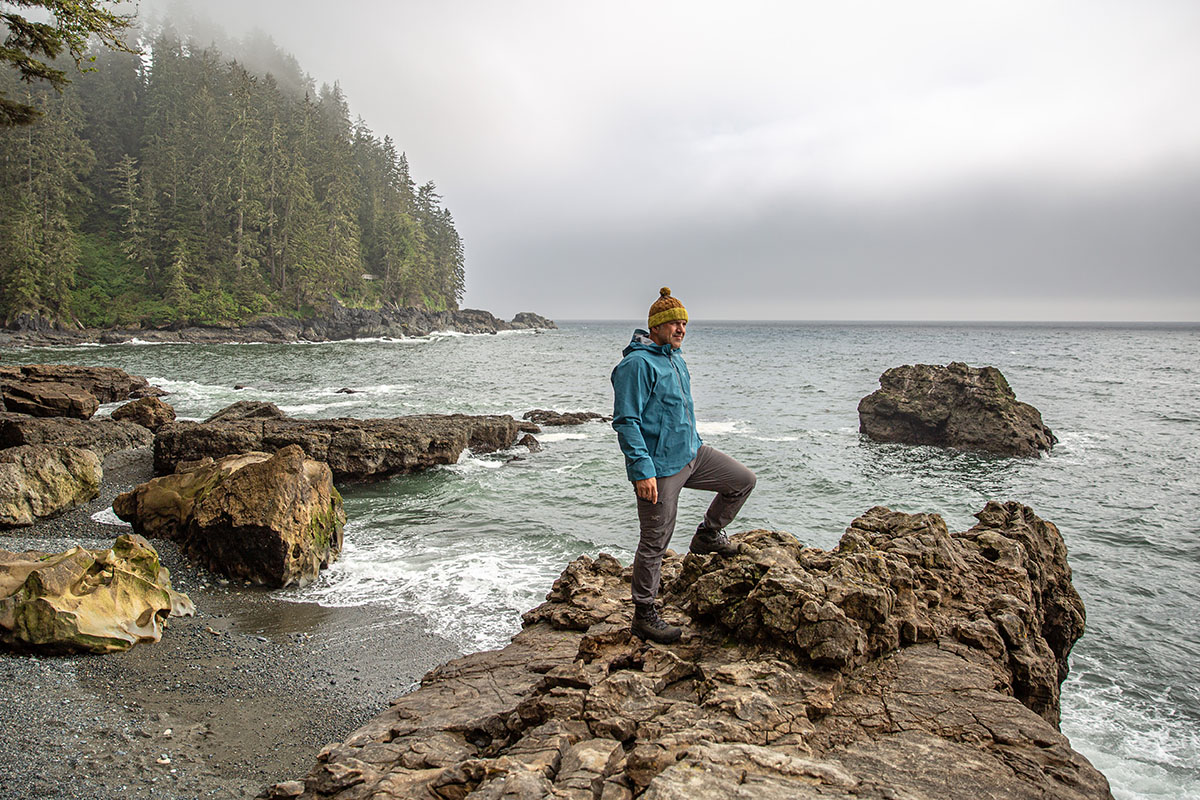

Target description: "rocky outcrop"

left=272, top=502, right=1109, bottom=800
left=203, top=400, right=285, bottom=423
left=0, top=445, right=102, bottom=527
left=2, top=304, right=557, bottom=345
left=111, top=396, right=176, bottom=431
left=0, top=364, right=163, bottom=403
left=510, top=312, right=556, bottom=330
left=523, top=409, right=610, bottom=426
left=153, top=410, right=523, bottom=481
left=858, top=362, right=1056, bottom=456
left=1, top=380, right=99, bottom=419
left=114, top=446, right=344, bottom=588
left=0, top=412, right=154, bottom=458
left=0, top=533, right=193, bottom=653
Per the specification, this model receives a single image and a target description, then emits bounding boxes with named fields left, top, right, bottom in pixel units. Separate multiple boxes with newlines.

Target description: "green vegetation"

left=1, top=0, right=138, bottom=126
left=0, top=23, right=466, bottom=327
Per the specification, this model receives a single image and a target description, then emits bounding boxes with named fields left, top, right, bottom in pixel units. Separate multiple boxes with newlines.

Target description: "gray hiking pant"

left=632, top=445, right=756, bottom=606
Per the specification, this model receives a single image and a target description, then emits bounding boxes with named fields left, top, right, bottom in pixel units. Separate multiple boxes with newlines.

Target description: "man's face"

left=650, top=319, right=687, bottom=349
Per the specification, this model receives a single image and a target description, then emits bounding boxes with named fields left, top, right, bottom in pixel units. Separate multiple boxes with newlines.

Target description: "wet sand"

left=0, top=448, right=461, bottom=799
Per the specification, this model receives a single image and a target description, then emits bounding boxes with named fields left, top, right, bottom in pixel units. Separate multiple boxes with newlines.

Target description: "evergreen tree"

left=0, top=80, right=92, bottom=322
left=0, top=18, right=466, bottom=326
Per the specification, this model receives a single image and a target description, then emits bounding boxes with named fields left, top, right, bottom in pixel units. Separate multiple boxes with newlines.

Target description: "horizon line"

left=548, top=317, right=1200, bottom=326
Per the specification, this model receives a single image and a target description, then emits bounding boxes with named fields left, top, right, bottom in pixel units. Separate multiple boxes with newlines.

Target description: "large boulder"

left=858, top=362, right=1056, bottom=456
left=0, top=364, right=163, bottom=403
left=153, top=411, right=523, bottom=481
left=271, top=502, right=1109, bottom=800
left=0, top=533, right=194, bottom=653
left=114, top=445, right=344, bottom=588
left=1, top=380, right=99, bottom=419
left=0, top=445, right=102, bottom=527
left=111, top=396, right=176, bottom=431
left=0, top=412, right=153, bottom=458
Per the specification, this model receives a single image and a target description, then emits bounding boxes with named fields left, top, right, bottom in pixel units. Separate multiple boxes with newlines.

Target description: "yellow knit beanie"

left=647, top=287, right=688, bottom=329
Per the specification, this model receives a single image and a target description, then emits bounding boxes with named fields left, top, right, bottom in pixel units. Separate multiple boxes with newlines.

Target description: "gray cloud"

left=143, top=0, right=1200, bottom=321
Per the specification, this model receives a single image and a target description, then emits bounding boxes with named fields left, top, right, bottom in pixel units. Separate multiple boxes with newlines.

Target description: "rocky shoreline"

left=0, top=304, right=556, bottom=347
left=275, top=503, right=1111, bottom=800
left=0, top=447, right=461, bottom=799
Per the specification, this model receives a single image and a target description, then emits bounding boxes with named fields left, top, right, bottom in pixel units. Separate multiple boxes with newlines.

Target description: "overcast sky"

left=141, top=1, right=1200, bottom=321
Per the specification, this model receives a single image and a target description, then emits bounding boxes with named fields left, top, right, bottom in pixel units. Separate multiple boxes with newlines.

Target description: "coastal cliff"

left=272, top=501, right=1110, bottom=800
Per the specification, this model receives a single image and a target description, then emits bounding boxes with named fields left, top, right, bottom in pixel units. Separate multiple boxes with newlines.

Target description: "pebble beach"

left=0, top=447, right=460, bottom=799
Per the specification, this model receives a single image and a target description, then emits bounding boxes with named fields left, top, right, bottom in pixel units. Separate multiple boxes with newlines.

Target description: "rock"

left=518, top=434, right=542, bottom=453
left=0, top=412, right=154, bottom=458
left=0, top=364, right=163, bottom=403
left=522, top=409, right=609, bottom=426
left=1, top=380, right=99, bottom=419
left=111, top=397, right=176, bottom=431
left=154, top=413, right=523, bottom=482
left=0, top=445, right=102, bottom=527
left=114, top=446, right=344, bottom=588
left=858, top=362, right=1056, bottom=456
left=204, top=400, right=285, bottom=423
left=510, top=312, right=557, bottom=330
left=275, top=502, right=1109, bottom=800
left=0, top=533, right=194, bottom=653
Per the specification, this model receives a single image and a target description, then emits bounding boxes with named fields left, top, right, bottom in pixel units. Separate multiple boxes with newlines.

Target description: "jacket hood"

left=623, top=329, right=678, bottom=357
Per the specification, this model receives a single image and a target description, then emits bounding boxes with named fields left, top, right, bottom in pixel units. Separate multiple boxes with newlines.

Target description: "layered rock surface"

left=114, top=446, right=344, bottom=588
left=274, top=501, right=1109, bottom=800
left=0, top=445, right=102, bottom=527
left=858, top=362, right=1056, bottom=456
left=154, top=411, right=523, bottom=481
left=1, top=380, right=99, bottom=419
left=0, top=364, right=162, bottom=404
left=0, top=412, right=154, bottom=457
left=0, top=533, right=193, bottom=653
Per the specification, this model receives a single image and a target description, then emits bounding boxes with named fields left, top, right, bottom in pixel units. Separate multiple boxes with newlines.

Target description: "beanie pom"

left=648, top=286, right=687, bottom=329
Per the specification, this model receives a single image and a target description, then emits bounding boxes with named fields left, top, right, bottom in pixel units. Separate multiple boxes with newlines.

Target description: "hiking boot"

left=631, top=603, right=682, bottom=644
left=689, top=526, right=741, bottom=557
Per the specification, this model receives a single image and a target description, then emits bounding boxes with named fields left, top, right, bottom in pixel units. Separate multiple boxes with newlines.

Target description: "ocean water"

left=3, top=321, right=1198, bottom=799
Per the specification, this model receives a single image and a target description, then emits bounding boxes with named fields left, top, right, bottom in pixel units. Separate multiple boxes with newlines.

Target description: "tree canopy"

left=1, top=0, right=137, bottom=125
left=0, top=23, right=466, bottom=327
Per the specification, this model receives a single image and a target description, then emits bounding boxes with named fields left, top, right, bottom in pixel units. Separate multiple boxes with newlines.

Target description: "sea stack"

left=858, top=362, right=1056, bottom=456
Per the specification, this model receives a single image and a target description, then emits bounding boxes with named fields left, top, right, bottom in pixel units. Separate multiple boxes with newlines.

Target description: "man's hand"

left=635, top=477, right=658, bottom=504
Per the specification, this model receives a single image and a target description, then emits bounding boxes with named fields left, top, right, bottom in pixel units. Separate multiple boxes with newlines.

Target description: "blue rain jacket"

left=611, top=330, right=703, bottom=482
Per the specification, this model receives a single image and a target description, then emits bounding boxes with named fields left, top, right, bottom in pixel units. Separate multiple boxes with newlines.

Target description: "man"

left=611, top=287, right=757, bottom=643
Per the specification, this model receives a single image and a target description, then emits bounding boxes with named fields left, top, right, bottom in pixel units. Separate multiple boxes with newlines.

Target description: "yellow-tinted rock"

left=0, top=533, right=193, bottom=653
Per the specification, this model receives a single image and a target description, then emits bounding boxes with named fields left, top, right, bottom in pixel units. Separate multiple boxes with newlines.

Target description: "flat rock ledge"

left=270, top=501, right=1110, bottom=800
left=154, top=412, right=524, bottom=482
left=858, top=362, right=1056, bottom=457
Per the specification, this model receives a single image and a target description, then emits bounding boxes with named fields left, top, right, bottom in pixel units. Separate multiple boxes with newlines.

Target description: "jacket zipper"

left=668, top=350, right=694, bottom=439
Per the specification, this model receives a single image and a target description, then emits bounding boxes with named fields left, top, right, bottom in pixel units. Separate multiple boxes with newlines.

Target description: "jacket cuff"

left=627, top=458, right=655, bottom=482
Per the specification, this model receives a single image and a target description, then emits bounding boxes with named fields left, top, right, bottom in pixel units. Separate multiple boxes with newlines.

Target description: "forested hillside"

left=0, top=27, right=465, bottom=328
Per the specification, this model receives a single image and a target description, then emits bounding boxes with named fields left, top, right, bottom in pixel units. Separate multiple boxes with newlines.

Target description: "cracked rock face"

left=858, top=362, right=1056, bottom=457
left=269, top=501, right=1110, bottom=800
left=114, top=445, right=344, bottom=588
